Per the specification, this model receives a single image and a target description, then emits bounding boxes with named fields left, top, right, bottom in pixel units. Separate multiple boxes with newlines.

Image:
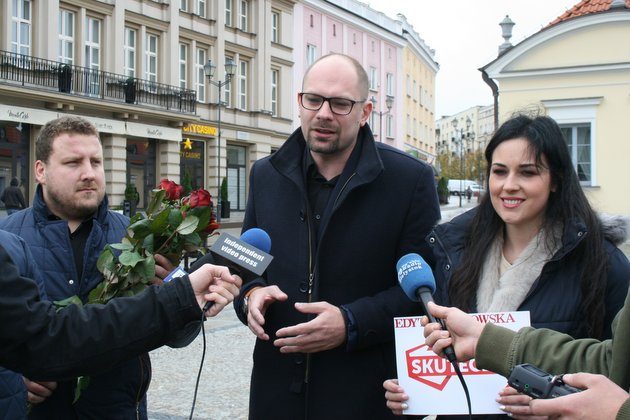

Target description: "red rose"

left=159, top=179, right=183, bottom=200
left=185, top=189, right=212, bottom=208
left=202, top=217, right=220, bottom=236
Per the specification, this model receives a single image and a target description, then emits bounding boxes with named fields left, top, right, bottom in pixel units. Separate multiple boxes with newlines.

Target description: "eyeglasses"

left=299, top=92, right=366, bottom=116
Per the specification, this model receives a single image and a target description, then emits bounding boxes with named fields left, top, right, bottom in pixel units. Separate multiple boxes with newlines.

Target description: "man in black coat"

left=233, top=53, right=441, bottom=419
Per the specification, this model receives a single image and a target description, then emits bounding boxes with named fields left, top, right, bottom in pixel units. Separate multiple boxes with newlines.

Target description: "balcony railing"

left=0, top=50, right=196, bottom=114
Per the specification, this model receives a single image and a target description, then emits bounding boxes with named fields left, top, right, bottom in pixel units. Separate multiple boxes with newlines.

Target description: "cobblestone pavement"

left=148, top=304, right=254, bottom=419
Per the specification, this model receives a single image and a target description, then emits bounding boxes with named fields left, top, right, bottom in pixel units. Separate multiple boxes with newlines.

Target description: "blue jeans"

left=6, top=208, right=19, bottom=215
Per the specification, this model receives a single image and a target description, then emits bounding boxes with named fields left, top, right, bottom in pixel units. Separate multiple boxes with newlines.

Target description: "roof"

left=548, top=0, right=630, bottom=26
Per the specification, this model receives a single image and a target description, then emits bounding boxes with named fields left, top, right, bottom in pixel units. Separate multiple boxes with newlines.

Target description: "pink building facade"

left=293, top=0, right=406, bottom=150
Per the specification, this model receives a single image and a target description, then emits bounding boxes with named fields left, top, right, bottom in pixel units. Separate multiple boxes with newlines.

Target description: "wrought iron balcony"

left=0, top=50, right=197, bottom=114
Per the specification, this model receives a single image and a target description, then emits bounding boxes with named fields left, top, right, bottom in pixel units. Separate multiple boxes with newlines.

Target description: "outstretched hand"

left=422, top=302, right=484, bottom=362
left=188, top=264, right=242, bottom=317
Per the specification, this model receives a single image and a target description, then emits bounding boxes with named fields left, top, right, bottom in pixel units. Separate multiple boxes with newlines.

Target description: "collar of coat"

left=430, top=207, right=630, bottom=261
left=32, top=183, right=111, bottom=225
left=269, top=124, right=384, bottom=189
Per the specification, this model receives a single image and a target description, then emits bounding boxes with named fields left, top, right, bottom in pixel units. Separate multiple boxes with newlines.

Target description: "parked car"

left=447, top=179, right=480, bottom=196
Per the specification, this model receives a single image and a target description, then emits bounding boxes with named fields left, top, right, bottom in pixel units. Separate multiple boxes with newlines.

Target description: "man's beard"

left=47, top=187, right=102, bottom=220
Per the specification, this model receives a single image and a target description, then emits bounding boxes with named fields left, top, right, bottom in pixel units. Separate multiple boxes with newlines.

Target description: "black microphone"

left=397, top=253, right=458, bottom=364
left=190, top=228, right=273, bottom=312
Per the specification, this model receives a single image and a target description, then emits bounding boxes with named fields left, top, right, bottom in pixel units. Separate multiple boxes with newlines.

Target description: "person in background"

left=1, top=177, right=27, bottom=215
left=0, top=116, right=174, bottom=419
left=233, top=53, right=440, bottom=419
left=383, top=114, right=630, bottom=418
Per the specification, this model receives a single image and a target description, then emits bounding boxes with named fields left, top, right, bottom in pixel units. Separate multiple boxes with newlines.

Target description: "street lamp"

left=369, top=95, right=393, bottom=141
left=204, top=58, right=236, bottom=221
left=451, top=117, right=463, bottom=207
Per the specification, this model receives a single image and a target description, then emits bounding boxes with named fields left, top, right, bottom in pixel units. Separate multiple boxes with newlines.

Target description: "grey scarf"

left=476, top=227, right=562, bottom=312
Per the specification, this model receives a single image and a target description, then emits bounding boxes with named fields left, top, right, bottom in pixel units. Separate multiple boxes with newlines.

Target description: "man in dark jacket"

left=0, top=116, right=170, bottom=419
left=1, top=177, right=27, bottom=214
left=233, top=53, right=441, bottom=419
left=0, top=244, right=240, bottom=379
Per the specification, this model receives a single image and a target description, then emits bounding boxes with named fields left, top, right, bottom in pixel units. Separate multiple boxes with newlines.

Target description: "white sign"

left=394, top=311, right=530, bottom=415
left=126, top=122, right=181, bottom=141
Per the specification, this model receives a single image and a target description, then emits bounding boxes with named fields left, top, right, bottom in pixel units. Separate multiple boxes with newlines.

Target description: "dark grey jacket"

left=234, top=125, right=441, bottom=419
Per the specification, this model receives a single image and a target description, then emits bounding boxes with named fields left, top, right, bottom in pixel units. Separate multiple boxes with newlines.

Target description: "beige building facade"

left=0, top=0, right=295, bottom=216
left=482, top=3, right=630, bottom=214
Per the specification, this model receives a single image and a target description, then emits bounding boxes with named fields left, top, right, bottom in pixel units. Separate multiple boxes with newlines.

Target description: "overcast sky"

left=366, top=0, right=579, bottom=117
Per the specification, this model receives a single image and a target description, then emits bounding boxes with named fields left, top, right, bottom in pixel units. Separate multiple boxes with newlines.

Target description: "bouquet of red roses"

left=56, top=179, right=219, bottom=308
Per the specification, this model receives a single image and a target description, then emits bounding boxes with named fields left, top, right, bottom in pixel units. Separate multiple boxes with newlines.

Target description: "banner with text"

left=394, top=311, right=530, bottom=415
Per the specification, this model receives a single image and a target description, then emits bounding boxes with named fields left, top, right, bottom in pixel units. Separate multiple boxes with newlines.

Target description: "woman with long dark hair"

left=385, top=114, right=630, bottom=417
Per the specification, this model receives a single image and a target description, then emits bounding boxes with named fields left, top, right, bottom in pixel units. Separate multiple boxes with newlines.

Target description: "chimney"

left=610, top=0, right=626, bottom=8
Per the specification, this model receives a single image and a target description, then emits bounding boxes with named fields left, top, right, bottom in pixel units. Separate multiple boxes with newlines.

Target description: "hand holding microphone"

left=187, top=263, right=241, bottom=317
left=396, top=253, right=458, bottom=364
left=423, top=302, right=485, bottom=363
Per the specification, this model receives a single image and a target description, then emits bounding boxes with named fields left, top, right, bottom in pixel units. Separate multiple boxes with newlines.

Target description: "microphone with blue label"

left=397, top=253, right=472, bottom=417
left=397, top=253, right=457, bottom=364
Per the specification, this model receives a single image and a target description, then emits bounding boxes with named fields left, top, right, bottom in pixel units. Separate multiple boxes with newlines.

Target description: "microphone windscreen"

left=240, top=228, right=271, bottom=253
left=396, top=253, right=436, bottom=301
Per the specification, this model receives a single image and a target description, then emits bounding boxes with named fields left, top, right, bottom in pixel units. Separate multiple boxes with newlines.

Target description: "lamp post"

left=451, top=117, right=463, bottom=207
left=204, top=58, right=236, bottom=221
left=369, top=95, right=393, bottom=141
left=463, top=116, right=475, bottom=203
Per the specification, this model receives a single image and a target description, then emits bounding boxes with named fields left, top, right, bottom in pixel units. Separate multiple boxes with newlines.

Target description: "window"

left=369, top=67, right=377, bottom=91
left=124, top=27, right=136, bottom=77
left=386, top=73, right=393, bottom=96
left=179, top=43, right=187, bottom=89
left=369, top=112, right=376, bottom=133
left=406, top=75, right=410, bottom=96
left=333, top=24, right=336, bottom=37
left=306, top=44, right=317, bottom=66
left=197, top=0, right=206, bottom=17
left=271, top=11, right=279, bottom=43
left=84, top=17, right=101, bottom=95
left=145, top=34, right=158, bottom=84
left=543, top=97, right=600, bottom=186
left=195, top=48, right=206, bottom=102
left=180, top=0, right=188, bottom=12
left=238, top=60, right=248, bottom=110
left=226, top=145, right=247, bottom=211
left=223, top=55, right=233, bottom=107
left=225, top=0, right=232, bottom=26
left=561, top=124, right=592, bottom=184
left=58, top=9, right=74, bottom=64
left=271, top=68, right=278, bottom=116
left=413, top=118, right=417, bottom=138
left=386, top=114, right=393, bottom=138
left=412, top=80, right=417, bottom=101
left=11, top=0, right=32, bottom=55
left=419, top=84, right=423, bottom=105
left=239, top=0, right=248, bottom=31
